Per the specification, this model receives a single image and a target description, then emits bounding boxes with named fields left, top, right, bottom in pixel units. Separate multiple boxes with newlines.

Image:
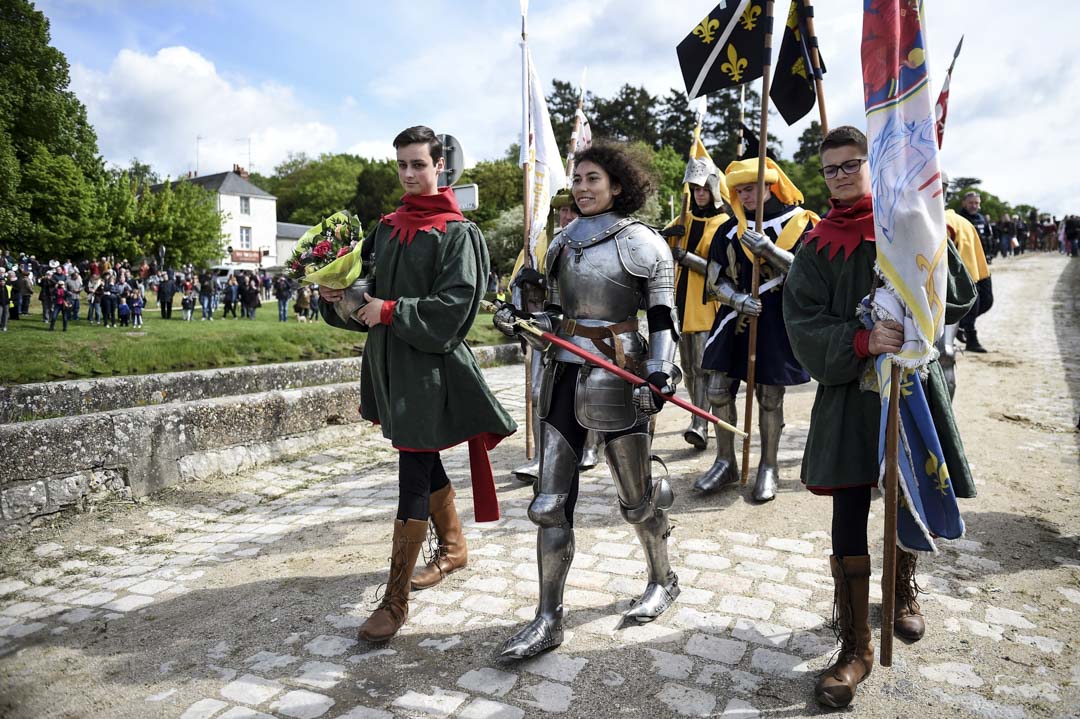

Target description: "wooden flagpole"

left=801, top=0, right=829, bottom=133
left=740, top=0, right=776, bottom=486
left=880, top=362, right=901, bottom=666
left=520, top=5, right=535, bottom=461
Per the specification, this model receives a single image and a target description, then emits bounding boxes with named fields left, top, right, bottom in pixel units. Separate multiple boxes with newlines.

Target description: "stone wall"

left=0, top=343, right=520, bottom=424
left=0, top=357, right=364, bottom=424
left=0, top=343, right=522, bottom=538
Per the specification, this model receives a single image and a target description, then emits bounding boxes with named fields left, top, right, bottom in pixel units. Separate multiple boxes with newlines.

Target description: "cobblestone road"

left=1, top=255, right=1078, bottom=719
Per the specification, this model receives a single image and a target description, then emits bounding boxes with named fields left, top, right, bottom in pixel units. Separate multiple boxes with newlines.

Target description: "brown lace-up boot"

left=412, top=484, right=468, bottom=590
left=894, top=549, right=926, bottom=642
left=358, top=518, right=428, bottom=643
left=815, top=555, right=874, bottom=708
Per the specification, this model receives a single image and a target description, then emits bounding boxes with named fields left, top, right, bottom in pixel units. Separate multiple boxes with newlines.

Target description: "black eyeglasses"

left=820, top=158, right=868, bottom=180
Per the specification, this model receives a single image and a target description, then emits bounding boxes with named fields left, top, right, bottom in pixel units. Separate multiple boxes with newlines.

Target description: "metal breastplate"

left=551, top=214, right=648, bottom=366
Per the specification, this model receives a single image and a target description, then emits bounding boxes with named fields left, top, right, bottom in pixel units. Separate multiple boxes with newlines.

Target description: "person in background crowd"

left=198, top=268, right=214, bottom=320
left=309, top=286, right=320, bottom=321
left=39, top=270, right=54, bottom=323
left=274, top=274, right=292, bottom=322
left=996, top=213, right=1015, bottom=258
left=294, top=286, right=311, bottom=322
left=48, top=272, right=69, bottom=331
left=131, top=288, right=145, bottom=328
left=0, top=274, right=9, bottom=332
left=241, top=273, right=261, bottom=319
left=66, top=270, right=83, bottom=321
left=86, top=272, right=102, bottom=325
left=223, top=275, right=240, bottom=319
left=16, top=270, right=33, bottom=319
left=262, top=270, right=273, bottom=301
left=158, top=272, right=176, bottom=320
left=117, top=296, right=130, bottom=327
left=100, top=271, right=117, bottom=328
left=956, top=192, right=995, bottom=352
left=181, top=287, right=195, bottom=321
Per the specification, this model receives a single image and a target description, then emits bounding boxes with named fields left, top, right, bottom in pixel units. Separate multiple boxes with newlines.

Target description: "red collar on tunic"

left=806, top=194, right=876, bottom=261
left=381, top=187, right=465, bottom=245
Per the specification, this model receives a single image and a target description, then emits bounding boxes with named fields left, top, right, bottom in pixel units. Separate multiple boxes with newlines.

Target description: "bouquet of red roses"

left=287, top=211, right=364, bottom=288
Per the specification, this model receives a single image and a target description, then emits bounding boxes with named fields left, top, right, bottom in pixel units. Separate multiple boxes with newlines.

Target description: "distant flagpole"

left=800, top=0, right=829, bottom=133
left=564, top=67, right=587, bottom=178
left=935, top=36, right=964, bottom=148
left=740, top=0, right=776, bottom=486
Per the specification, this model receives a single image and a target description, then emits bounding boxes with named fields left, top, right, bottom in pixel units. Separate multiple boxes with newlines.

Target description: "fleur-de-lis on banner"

left=924, top=453, right=951, bottom=495
left=792, top=56, right=808, bottom=80
left=741, top=4, right=762, bottom=30
left=899, top=368, right=915, bottom=398
left=721, top=44, right=748, bottom=82
left=694, top=16, right=720, bottom=44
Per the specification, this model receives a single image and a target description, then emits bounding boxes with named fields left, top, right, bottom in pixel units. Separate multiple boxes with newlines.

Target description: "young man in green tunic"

left=779, top=126, right=976, bottom=708
left=321, top=126, right=516, bottom=644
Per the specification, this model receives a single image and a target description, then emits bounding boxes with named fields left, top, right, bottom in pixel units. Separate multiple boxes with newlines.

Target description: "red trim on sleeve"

left=380, top=299, right=396, bottom=326
left=853, top=328, right=872, bottom=359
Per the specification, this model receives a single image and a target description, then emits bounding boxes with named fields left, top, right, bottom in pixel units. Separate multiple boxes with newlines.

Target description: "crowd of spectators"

left=0, top=254, right=319, bottom=331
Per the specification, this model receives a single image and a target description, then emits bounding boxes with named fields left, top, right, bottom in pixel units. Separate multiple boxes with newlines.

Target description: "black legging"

left=397, top=451, right=451, bottom=521
left=831, top=486, right=872, bottom=557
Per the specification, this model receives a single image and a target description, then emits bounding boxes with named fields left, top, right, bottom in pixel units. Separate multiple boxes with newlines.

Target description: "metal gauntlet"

left=740, top=229, right=793, bottom=273
left=679, top=251, right=708, bottom=276
left=708, top=274, right=761, bottom=317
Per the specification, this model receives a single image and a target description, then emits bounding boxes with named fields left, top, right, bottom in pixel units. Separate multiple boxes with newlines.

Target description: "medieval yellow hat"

left=725, top=157, right=803, bottom=238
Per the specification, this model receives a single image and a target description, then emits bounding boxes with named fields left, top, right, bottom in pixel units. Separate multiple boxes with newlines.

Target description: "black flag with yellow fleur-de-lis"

left=677, top=0, right=768, bottom=100
left=770, top=0, right=826, bottom=125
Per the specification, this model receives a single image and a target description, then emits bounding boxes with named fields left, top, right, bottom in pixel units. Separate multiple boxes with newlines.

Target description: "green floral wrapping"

left=288, top=210, right=366, bottom=289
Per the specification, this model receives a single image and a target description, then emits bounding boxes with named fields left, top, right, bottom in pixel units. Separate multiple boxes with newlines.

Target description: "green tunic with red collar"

left=782, top=204, right=977, bottom=497
left=322, top=218, right=516, bottom=452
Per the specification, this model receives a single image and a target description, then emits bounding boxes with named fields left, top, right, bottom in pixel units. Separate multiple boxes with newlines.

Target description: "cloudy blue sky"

left=40, top=0, right=1080, bottom=215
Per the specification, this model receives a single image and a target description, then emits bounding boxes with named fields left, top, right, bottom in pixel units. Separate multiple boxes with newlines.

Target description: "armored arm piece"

left=706, top=260, right=761, bottom=317
left=678, top=250, right=708, bottom=276
left=633, top=228, right=682, bottom=388
left=740, top=229, right=793, bottom=273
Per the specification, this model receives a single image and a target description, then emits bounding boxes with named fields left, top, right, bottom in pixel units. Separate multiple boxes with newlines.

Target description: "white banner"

left=521, top=46, right=566, bottom=268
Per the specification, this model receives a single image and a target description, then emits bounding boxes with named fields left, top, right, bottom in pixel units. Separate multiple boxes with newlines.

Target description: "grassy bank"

left=2, top=298, right=510, bottom=385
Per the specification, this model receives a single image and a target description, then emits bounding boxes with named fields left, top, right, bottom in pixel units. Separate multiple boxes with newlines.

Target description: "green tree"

left=134, top=179, right=226, bottom=268
left=776, top=156, right=830, bottom=216
left=794, top=121, right=823, bottom=164
left=20, top=145, right=102, bottom=260
left=591, top=84, right=659, bottom=147
left=459, top=159, right=523, bottom=228
left=545, top=79, right=581, bottom=151
left=350, top=158, right=400, bottom=229
left=272, top=153, right=366, bottom=226
left=0, top=0, right=105, bottom=253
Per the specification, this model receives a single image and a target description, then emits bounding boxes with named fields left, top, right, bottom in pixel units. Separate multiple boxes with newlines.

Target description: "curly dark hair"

left=571, top=141, right=654, bottom=216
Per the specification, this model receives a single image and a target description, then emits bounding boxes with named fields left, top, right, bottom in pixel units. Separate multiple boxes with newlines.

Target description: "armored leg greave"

left=606, top=431, right=679, bottom=623
left=679, top=332, right=709, bottom=450
left=753, top=384, right=785, bottom=502
left=695, top=373, right=739, bottom=493
left=500, top=421, right=578, bottom=661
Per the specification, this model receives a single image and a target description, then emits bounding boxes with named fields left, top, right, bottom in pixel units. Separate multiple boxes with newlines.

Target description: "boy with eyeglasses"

left=778, top=125, right=976, bottom=708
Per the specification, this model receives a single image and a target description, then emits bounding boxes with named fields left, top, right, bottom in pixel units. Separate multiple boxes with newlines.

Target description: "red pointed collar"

left=381, top=186, right=465, bottom=245
left=806, top=194, right=876, bottom=261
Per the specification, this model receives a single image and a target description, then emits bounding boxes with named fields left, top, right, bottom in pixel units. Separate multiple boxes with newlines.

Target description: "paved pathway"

left=1, top=254, right=1078, bottom=718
